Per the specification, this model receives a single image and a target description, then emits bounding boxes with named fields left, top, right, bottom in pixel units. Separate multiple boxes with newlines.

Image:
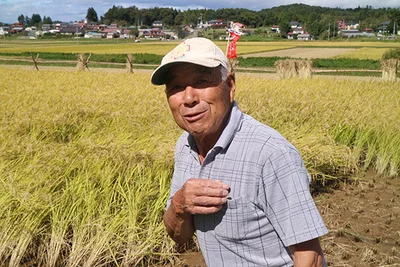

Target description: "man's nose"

left=183, top=86, right=199, bottom=106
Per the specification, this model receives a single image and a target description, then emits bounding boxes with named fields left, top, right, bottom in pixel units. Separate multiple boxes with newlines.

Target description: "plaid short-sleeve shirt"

left=167, top=102, right=328, bottom=267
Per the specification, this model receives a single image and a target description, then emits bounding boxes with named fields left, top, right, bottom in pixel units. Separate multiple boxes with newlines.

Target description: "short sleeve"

left=258, top=145, right=328, bottom=247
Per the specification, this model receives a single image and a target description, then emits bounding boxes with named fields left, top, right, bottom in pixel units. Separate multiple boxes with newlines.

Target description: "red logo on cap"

left=171, top=43, right=191, bottom=60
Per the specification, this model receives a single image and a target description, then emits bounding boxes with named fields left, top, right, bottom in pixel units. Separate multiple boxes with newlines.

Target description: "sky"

left=1, top=0, right=399, bottom=24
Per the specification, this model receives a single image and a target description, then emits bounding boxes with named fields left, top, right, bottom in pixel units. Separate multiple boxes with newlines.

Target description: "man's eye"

left=195, top=79, right=209, bottom=87
left=167, top=84, right=184, bottom=93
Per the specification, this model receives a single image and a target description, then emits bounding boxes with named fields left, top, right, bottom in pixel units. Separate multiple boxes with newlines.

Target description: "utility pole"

left=76, top=23, right=78, bottom=44
left=328, top=23, right=330, bottom=41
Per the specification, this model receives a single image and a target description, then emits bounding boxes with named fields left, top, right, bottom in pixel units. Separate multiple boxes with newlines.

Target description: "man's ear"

left=226, top=73, right=236, bottom=102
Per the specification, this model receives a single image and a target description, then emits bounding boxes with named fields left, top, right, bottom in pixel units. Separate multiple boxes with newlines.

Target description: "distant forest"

left=100, top=4, right=400, bottom=29
left=100, top=4, right=400, bottom=34
left=6, top=3, right=400, bottom=39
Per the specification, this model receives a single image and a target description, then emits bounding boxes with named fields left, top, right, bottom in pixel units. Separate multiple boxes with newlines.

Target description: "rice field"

left=1, top=65, right=399, bottom=266
left=333, top=47, right=390, bottom=60
left=1, top=39, right=399, bottom=56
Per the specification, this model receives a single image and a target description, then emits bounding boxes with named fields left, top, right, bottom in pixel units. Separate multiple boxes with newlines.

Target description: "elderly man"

left=151, top=37, right=328, bottom=267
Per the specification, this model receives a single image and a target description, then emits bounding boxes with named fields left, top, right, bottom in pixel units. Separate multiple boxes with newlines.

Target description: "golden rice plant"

left=334, top=47, right=390, bottom=60
left=0, top=68, right=179, bottom=266
left=235, top=75, right=400, bottom=178
left=0, top=67, right=399, bottom=266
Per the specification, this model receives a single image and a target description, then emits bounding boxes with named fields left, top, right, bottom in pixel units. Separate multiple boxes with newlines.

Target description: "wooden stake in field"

left=126, top=54, right=134, bottom=73
left=77, top=53, right=91, bottom=71
left=381, top=59, right=398, bottom=82
left=31, top=52, right=39, bottom=71
left=228, top=58, right=239, bottom=77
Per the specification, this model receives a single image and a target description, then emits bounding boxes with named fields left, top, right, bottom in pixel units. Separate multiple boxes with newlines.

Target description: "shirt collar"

left=214, top=101, right=242, bottom=150
left=187, top=101, right=242, bottom=151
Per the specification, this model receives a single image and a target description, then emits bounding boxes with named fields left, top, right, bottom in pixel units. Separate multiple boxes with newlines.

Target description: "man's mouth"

left=183, top=110, right=207, bottom=122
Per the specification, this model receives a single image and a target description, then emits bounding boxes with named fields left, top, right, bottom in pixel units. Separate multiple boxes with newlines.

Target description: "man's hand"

left=176, top=178, right=230, bottom=215
left=163, top=178, right=230, bottom=244
left=289, top=238, right=326, bottom=267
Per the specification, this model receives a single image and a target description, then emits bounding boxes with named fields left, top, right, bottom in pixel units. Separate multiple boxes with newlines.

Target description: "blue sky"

left=1, top=0, right=399, bottom=23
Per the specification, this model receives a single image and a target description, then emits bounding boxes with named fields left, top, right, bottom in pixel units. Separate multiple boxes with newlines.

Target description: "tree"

left=86, top=7, right=98, bottom=22
left=42, top=16, right=53, bottom=25
left=278, top=12, right=291, bottom=37
left=386, top=9, right=400, bottom=34
left=130, top=27, right=139, bottom=37
left=30, top=14, right=42, bottom=27
left=25, top=15, right=30, bottom=26
left=17, top=14, right=25, bottom=25
left=240, top=11, right=262, bottom=28
left=174, top=13, right=184, bottom=25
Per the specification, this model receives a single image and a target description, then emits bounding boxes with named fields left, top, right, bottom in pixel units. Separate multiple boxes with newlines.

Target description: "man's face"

left=165, top=63, right=235, bottom=145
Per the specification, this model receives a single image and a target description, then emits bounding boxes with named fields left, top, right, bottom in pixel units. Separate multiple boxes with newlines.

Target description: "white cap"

left=150, top=37, right=228, bottom=85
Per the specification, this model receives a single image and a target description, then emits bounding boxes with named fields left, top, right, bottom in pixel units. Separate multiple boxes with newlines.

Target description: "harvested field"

left=242, top=48, right=357, bottom=59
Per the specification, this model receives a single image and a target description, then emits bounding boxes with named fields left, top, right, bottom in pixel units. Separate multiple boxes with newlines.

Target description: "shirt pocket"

left=214, top=196, right=254, bottom=241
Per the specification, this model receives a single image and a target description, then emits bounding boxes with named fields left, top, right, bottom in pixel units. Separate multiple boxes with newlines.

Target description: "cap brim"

left=150, top=62, right=181, bottom=86
left=150, top=59, right=222, bottom=85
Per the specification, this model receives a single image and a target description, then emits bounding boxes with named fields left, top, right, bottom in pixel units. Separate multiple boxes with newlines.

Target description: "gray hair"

left=220, top=64, right=229, bottom=82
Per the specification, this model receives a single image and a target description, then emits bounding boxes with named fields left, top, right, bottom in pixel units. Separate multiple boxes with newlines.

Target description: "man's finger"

left=190, top=205, right=224, bottom=215
left=192, top=195, right=227, bottom=207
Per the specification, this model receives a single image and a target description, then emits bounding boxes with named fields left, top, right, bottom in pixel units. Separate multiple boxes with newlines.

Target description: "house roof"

left=59, top=26, right=83, bottom=33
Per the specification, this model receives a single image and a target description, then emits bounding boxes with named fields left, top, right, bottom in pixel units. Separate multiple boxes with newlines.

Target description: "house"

left=0, top=27, right=9, bottom=35
left=337, top=20, right=359, bottom=30
left=152, top=21, right=164, bottom=28
left=59, top=25, right=84, bottom=35
left=339, top=29, right=374, bottom=38
left=100, top=24, right=123, bottom=38
left=292, top=27, right=305, bottom=35
left=84, top=31, right=103, bottom=38
left=345, top=21, right=359, bottom=30
left=297, top=33, right=312, bottom=41
left=106, top=32, right=120, bottom=38
left=287, top=30, right=312, bottom=40
left=340, top=29, right=362, bottom=37
left=271, top=25, right=280, bottom=34
left=208, top=20, right=226, bottom=28
left=102, top=27, right=120, bottom=34
left=197, top=20, right=209, bottom=29
left=377, top=21, right=391, bottom=34
left=287, top=26, right=305, bottom=39
left=91, top=24, right=106, bottom=31
left=42, top=24, right=52, bottom=31
left=290, top=21, right=301, bottom=29
left=9, top=22, right=24, bottom=34
left=143, top=28, right=165, bottom=39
